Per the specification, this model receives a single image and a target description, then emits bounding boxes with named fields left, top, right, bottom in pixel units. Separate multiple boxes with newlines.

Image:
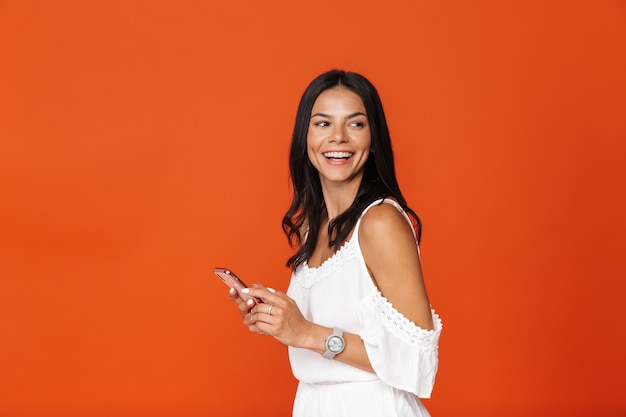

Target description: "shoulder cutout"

left=358, top=201, right=432, bottom=329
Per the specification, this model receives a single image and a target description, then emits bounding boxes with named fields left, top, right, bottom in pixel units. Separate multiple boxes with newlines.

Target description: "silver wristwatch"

left=322, top=328, right=345, bottom=359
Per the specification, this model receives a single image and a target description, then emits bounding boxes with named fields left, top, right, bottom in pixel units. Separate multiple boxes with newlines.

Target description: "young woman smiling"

left=228, top=70, right=442, bottom=417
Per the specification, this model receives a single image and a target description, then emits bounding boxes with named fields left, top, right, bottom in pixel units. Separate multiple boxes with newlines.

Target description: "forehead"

left=311, top=87, right=366, bottom=112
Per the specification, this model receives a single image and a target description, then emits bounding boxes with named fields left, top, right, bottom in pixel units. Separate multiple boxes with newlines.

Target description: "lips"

left=323, top=151, right=354, bottom=159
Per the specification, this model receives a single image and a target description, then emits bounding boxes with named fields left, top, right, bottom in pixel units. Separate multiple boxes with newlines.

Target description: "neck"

left=320, top=177, right=362, bottom=220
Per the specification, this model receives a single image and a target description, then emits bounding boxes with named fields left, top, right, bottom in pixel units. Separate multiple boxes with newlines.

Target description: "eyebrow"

left=310, top=112, right=367, bottom=119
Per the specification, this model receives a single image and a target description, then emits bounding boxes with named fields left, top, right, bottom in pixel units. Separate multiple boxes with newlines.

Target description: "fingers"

left=247, top=302, right=280, bottom=325
left=240, top=286, right=281, bottom=305
left=228, top=287, right=261, bottom=308
left=232, top=286, right=288, bottom=337
left=245, top=321, right=265, bottom=335
left=242, top=287, right=293, bottom=328
left=249, top=303, right=280, bottom=319
left=227, top=287, right=256, bottom=319
left=228, top=287, right=242, bottom=303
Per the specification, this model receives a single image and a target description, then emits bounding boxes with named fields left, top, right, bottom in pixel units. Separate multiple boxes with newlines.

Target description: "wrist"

left=298, top=324, right=331, bottom=355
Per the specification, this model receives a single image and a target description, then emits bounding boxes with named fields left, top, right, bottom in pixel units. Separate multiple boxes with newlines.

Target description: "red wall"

left=1, top=1, right=625, bottom=416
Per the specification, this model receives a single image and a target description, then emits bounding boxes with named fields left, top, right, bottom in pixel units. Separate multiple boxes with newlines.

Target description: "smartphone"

left=214, top=267, right=261, bottom=305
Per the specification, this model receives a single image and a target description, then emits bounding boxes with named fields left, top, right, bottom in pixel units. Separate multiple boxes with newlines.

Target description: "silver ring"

left=267, top=305, right=274, bottom=315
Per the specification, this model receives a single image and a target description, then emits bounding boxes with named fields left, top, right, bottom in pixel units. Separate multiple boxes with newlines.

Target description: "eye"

left=313, top=120, right=330, bottom=127
left=348, top=120, right=366, bottom=128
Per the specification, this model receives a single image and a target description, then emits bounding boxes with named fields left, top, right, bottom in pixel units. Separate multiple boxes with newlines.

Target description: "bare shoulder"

left=358, top=201, right=419, bottom=281
left=358, top=201, right=433, bottom=329
left=359, top=202, right=416, bottom=248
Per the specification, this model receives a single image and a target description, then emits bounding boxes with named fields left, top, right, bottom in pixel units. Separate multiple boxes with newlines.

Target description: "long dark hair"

left=282, top=69, right=421, bottom=269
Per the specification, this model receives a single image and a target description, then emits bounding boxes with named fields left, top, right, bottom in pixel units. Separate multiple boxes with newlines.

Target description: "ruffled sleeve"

left=358, top=290, right=443, bottom=398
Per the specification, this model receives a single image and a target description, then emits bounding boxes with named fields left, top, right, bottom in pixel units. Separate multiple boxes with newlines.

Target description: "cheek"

left=306, top=147, right=318, bottom=168
left=306, top=133, right=320, bottom=154
left=362, top=134, right=372, bottom=153
left=305, top=139, right=318, bottom=165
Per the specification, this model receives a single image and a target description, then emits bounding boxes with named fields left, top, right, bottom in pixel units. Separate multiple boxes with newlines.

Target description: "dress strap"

left=354, top=198, right=418, bottom=242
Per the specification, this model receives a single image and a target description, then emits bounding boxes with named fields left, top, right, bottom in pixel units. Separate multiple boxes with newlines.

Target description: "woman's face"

left=307, top=87, right=371, bottom=188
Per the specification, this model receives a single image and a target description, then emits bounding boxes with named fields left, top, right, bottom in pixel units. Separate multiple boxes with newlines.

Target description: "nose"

left=329, top=125, right=347, bottom=143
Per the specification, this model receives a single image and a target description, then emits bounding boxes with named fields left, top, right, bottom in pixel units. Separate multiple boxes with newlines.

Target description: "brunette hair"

left=282, top=69, right=421, bottom=269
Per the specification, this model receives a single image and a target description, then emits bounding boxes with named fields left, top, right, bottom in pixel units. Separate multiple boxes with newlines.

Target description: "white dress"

left=287, top=199, right=443, bottom=417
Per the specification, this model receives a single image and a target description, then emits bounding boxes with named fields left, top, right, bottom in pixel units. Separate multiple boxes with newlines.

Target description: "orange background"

left=1, top=1, right=625, bottom=416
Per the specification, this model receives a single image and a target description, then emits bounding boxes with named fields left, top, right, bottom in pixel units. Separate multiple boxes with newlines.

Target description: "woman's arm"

left=236, top=202, right=433, bottom=371
left=358, top=202, right=434, bottom=331
left=239, top=286, right=376, bottom=373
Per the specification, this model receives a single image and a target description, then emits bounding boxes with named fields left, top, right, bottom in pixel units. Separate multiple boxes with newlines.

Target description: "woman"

left=228, top=69, right=442, bottom=416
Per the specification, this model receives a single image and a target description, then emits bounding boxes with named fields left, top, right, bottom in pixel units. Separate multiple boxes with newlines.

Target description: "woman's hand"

left=240, top=286, right=315, bottom=348
left=228, top=285, right=376, bottom=372
left=227, top=287, right=264, bottom=335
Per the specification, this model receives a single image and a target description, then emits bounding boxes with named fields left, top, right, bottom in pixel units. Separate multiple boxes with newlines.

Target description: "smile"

left=323, top=151, right=354, bottom=159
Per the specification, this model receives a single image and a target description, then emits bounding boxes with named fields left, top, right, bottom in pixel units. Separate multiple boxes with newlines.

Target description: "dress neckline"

left=303, top=236, right=356, bottom=272
left=301, top=198, right=392, bottom=272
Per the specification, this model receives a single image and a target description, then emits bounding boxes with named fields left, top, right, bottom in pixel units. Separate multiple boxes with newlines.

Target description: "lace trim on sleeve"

left=365, top=290, right=442, bottom=347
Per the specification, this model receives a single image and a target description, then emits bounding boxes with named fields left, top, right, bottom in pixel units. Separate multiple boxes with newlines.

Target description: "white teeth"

left=323, top=151, right=353, bottom=158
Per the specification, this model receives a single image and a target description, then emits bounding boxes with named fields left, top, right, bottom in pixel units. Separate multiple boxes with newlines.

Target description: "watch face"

left=327, top=336, right=344, bottom=353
